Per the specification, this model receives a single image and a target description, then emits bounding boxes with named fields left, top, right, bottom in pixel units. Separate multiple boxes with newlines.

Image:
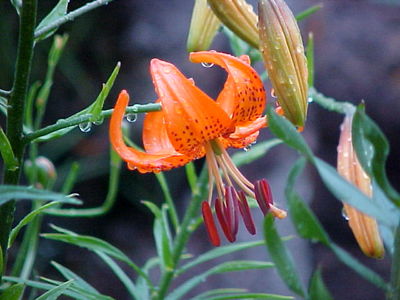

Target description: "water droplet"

left=126, top=113, right=137, bottom=123
left=307, top=97, right=313, bottom=103
left=296, top=45, right=303, bottom=54
left=93, top=117, right=104, bottom=125
left=201, top=62, right=214, bottom=68
left=243, top=144, right=252, bottom=152
left=342, top=208, right=350, bottom=221
left=79, top=122, right=92, bottom=133
left=270, top=89, right=277, bottom=98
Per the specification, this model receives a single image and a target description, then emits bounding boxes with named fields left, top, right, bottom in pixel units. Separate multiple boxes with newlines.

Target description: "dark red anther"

left=237, top=191, right=256, bottom=235
left=224, top=186, right=239, bottom=238
left=201, top=201, right=220, bottom=246
left=215, top=198, right=235, bottom=242
left=254, top=179, right=273, bottom=215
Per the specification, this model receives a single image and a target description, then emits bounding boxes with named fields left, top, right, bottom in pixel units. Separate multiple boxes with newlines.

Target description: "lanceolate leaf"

left=285, top=158, right=330, bottom=245
left=264, top=214, right=306, bottom=297
left=352, top=105, right=400, bottom=206
left=308, top=268, right=333, bottom=300
left=0, top=283, right=24, bottom=300
left=166, top=261, right=274, bottom=300
left=35, top=0, right=69, bottom=41
left=0, top=127, right=18, bottom=171
left=35, top=280, right=74, bottom=300
left=0, top=185, right=81, bottom=205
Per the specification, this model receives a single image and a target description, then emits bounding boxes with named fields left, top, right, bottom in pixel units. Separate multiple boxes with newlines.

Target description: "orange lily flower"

left=110, top=51, right=286, bottom=246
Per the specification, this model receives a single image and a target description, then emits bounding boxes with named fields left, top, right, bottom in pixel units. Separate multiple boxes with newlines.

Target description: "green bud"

left=24, top=156, right=57, bottom=189
left=208, top=0, right=259, bottom=49
left=187, top=0, right=221, bottom=52
left=258, top=0, right=308, bottom=127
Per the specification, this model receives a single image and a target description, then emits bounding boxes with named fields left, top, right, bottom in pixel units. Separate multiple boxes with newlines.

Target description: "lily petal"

left=110, top=90, right=192, bottom=173
left=150, top=58, right=234, bottom=157
left=189, top=51, right=266, bottom=125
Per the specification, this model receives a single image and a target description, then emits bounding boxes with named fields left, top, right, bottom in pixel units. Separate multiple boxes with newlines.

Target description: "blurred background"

left=1, top=0, right=400, bottom=299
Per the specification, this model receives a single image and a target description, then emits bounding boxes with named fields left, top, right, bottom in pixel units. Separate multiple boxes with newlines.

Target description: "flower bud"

left=187, top=0, right=221, bottom=52
left=258, top=0, right=308, bottom=127
left=208, top=0, right=259, bottom=49
left=24, top=156, right=57, bottom=189
left=337, top=114, right=384, bottom=259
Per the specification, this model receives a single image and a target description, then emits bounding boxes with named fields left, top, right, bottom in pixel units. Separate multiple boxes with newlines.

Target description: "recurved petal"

left=109, top=90, right=192, bottom=173
left=150, top=58, right=234, bottom=156
left=190, top=51, right=266, bottom=125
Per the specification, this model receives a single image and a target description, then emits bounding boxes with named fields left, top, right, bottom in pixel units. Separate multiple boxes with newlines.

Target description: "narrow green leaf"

left=285, top=158, right=330, bottom=245
left=177, top=240, right=265, bottom=275
left=295, top=4, right=323, bottom=22
left=35, top=0, right=69, bottom=41
left=155, top=172, right=179, bottom=230
left=154, top=218, right=173, bottom=271
left=185, top=162, right=197, bottom=194
left=264, top=214, right=306, bottom=297
left=42, top=225, right=151, bottom=285
left=267, top=106, right=314, bottom=160
left=0, top=185, right=81, bottom=205
left=0, top=127, right=19, bottom=171
left=89, top=62, right=121, bottom=122
left=10, top=0, right=22, bottom=15
left=51, top=261, right=99, bottom=294
left=0, top=283, right=24, bottom=300
left=8, top=202, right=59, bottom=248
left=2, top=276, right=112, bottom=300
left=306, top=32, right=314, bottom=87
left=314, top=158, right=398, bottom=227
left=35, top=280, right=73, bottom=300
left=308, top=268, right=333, bottom=300
left=352, top=106, right=400, bottom=205
left=135, top=257, right=159, bottom=300
left=95, top=251, right=138, bottom=299
left=330, top=244, right=388, bottom=290
left=166, top=261, right=274, bottom=300
left=192, top=288, right=247, bottom=300
left=209, top=294, right=293, bottom=300
left=232, top=139, right=282, bottom=167
left=142, top=201, right=162, bottom=219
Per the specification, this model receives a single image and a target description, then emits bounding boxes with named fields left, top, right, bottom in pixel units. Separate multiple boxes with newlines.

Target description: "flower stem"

left=34, top=0, right=116, bottom=39
left=23, top=103, right=161, bottom=143
left=155, top=168, right=209, bottom=300
left=0, top=0, right=37, bottom=280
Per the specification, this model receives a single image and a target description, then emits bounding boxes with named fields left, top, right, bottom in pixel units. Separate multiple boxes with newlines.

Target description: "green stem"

left=23, top=103, right=161, bottom=143
left=155, top=168, right=209, bottom=300
left=34, top=0, right=116, bottom=39
left=388, top=224, right=400, bottom=300
left=309, top=87, right=355, bottom=114
left=1, top=0, right=37, bottom=279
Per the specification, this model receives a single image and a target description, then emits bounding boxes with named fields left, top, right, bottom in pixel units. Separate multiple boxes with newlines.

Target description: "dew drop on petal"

left=79, top=122, right=92, bottom=133
left=126, top=113, right=138, bottom=123
left=201, top=62, right=214, bottom=68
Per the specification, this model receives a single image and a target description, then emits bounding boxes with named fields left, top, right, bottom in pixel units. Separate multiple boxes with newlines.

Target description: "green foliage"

left=308, top=268, right=333, bottom=300
left=264, top=214, right=306, bottom=297
left=35, top=0, right=69, bottom=41
left=352, top=105, right=400, bottom=205
left=35, top=280, right=74, bottom=300
left=0, top=185, right=80, bottom=205
left=0, top=283, right=24, bottom=300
